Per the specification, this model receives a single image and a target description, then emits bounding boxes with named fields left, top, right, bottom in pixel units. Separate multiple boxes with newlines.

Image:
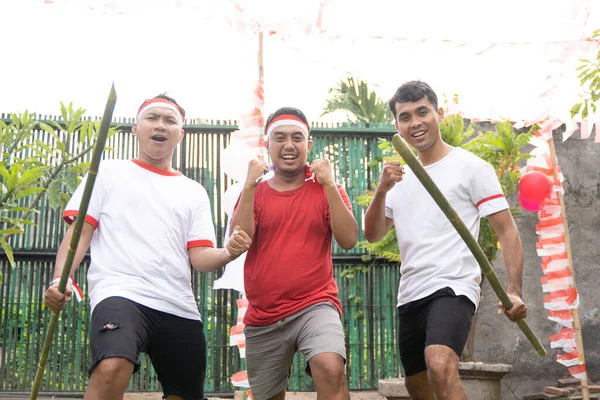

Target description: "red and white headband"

left=137, top=98, right=184, bottom=125
left=266, top=114, right=309, bottom=138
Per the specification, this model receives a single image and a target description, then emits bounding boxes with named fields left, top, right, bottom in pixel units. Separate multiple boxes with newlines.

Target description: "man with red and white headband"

left=44, top=94, right=252, bottom=400
left=230, top=107, right=358, bottom=400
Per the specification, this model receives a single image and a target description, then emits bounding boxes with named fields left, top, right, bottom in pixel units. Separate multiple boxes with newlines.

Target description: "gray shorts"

left=244, top=302, right=346, bottom=400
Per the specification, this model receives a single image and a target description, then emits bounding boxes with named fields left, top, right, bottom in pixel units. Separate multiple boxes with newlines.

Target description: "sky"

left=1, top=0, right=599, bottom=124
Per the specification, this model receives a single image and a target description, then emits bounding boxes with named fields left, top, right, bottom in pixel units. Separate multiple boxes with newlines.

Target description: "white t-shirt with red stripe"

left=385, top=147, right=509, bottom=308
left=63, top=159, right=216, bottom=321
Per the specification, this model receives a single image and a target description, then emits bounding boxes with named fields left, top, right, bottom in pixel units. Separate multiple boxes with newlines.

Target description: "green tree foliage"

left=0, top=103, right=117, bottom=276
left=571, top=28, right=600, bottom=120
left=322, top=76, right=393, bottom=124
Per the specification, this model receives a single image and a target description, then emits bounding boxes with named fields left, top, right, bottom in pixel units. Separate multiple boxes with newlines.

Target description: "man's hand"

left=377, top=161, right=405, bottom=193
left=44, top=283, right=73, bottom=313
left=310, top=159, right=334, bottom=186
left=245, top=159, right=269, bottom=188
left=498, top=293, right=527, bottom=322
left=226, top=226, right=252, bottom=260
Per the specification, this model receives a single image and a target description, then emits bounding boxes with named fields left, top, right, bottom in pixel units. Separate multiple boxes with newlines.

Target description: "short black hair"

left=139, top=93, right=186, bottom=119
left=265, top=107, right=310, bottom=132
left=388, top=81, right=438, bottom=119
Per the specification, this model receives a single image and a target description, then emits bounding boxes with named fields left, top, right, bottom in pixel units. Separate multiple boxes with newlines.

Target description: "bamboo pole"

left=30, top=83, right=117, bottom=400
left=547, top=137, right=589, bottom=399
left=391, top=134, right=547, bottom=358
left=257, top=30, right=265, bottom=162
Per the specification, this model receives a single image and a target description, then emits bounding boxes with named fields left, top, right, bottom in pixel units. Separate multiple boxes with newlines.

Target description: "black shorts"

left=90, top=297, right=206, bottom=400
left=397, top=287, right=475, bottom=377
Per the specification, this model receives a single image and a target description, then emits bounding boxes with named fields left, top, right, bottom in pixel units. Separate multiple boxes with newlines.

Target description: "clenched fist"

left=310, top=159, right=334, bottom=186
left=44, top=283, right=73, bottom=313
left=377, top=161, right=405, bottom=193
left=226, top=226, right=252, bottom=260
left=245, top=159, right=269, bottom=188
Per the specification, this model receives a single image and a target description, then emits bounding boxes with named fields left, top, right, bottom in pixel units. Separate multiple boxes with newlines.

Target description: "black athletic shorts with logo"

left=397, top=287, right=476, bottom=376
left=90, top=296, right=206, bottom=400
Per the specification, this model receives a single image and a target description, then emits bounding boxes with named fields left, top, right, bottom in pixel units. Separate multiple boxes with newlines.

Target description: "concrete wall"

left=473, top=129, right=600, bottom=399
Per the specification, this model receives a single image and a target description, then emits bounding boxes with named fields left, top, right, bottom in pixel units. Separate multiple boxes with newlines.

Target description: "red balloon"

left=519, top=171, right=552, bottom=203
left=519, top=196, right=541, bottom=212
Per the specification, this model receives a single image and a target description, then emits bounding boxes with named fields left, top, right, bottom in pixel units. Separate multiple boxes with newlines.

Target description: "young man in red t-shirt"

left=230, top=107, right=358, bottom=400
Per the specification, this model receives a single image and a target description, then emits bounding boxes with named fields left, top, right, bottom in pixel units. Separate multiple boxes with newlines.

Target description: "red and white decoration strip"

left=526, top=124, right=587, bottom=382
left=230, top=79, right=266, bottom=160
left=229, top=297, right=252, bottom=399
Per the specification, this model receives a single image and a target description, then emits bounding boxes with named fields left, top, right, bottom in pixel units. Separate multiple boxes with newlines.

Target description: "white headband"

left=137, top=99, right=184, bottom=125
left=266, top=119, right=309, bottom=138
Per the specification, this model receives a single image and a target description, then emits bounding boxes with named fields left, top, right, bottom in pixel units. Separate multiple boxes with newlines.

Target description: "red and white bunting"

left=540, top=269, right=573, bottom=292
left=526, top=126, right=588, bottom=384
left=568, top=364, right=588, bottom=381
left=557, top=350, right=583, bottom=367
left=541, top=252, right=570, bottom=273
left=230, top=324, right=245, bottom=347
left=547, top=309, right=574, bottom=329
left=543, top=288, right=580, bottom=310
left=550, top=328, right=576, bottom=351
left=230, top=370, right=250, bottom=388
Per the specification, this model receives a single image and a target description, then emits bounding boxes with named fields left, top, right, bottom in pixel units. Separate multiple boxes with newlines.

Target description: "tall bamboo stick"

left=547, top=137, right=589, bottom=399
left=30, top=83, right=117, bottom=400
left=391, top=134, right=547, bottom=358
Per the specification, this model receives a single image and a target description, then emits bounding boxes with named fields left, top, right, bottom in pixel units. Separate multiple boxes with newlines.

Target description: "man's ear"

left=132, top=123, right=138, bottom=136
left=179, top=129, right=185, bottom=142
left=394, top=120, right=403, bottom=137
left=437, top=107, right=445, bottom=120
left=308, top=139, right=313, bottom=152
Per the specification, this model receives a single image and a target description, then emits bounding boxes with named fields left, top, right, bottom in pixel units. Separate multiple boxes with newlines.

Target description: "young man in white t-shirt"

left=44, top=95, right=252, bottom=400
left=364, top=81, right=528, bottom=400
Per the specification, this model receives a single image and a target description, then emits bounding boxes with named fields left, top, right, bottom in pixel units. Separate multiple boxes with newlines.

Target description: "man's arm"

left=486, top=209, right=528, bottom=321
left=364, top=190, right=394, bottom=243
left=44, top=222, right=95, bottom=312
left=323, top=182, right=358, bottom=250
left=229, top=160, right=269, bottom=238
left=364, top=161, right=404, bottom=243
left=310, top=159, right=357, bottom=249
left=189, top=226, right=251, bottom=272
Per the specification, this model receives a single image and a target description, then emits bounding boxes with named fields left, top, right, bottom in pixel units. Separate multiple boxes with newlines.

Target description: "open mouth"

left=281, top=154, right=297, bottom=161
left=411, top=130, right=427, bottom=138
left=151, top=135, right=167, bottom=143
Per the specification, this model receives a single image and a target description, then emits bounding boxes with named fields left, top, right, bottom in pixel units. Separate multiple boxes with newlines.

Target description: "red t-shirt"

left=242, top=179, right=352, bottom=326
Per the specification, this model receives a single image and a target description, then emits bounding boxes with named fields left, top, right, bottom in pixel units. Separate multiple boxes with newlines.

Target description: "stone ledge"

left=378, top=362, right=513, bottom=400
left=458, top=361, right=513, bottom=380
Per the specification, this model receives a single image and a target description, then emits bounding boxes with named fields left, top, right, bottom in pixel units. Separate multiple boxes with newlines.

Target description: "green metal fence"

left=0, top=120, right=401, bottom=394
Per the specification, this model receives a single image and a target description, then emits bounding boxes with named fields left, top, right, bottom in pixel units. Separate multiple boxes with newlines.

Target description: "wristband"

left=50, top=275, right=83, bottom=303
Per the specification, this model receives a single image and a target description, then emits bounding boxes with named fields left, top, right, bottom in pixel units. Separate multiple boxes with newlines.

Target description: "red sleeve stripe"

left=62, top=210, right=99, bottom=228
left=475, top=194, right=505, bottom=208
left=187, top=240, right=215, bottom=249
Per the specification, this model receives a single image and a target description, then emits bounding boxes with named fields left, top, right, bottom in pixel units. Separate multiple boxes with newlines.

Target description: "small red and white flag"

left=568, top=364, right=587, bottom=381
left=237, top=341, right=246, bottom=358
left=537, top=234, right=565, bottom=247
left=536, top=216, right=565, bottom=235
left=540, top=269, right=573, bottom=292
left=231, top=370, right=250, bottom=388
left=547, top=309, right=574, bottom=328
left=230, top=324, right=245, bottom=346
left=557, top=351, right=583, bottom=367
left=541, top=253, right=570, bottom=273
left=550, top=328, right=576, bottom=351
left=543, top=288, right=579, bottom=310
